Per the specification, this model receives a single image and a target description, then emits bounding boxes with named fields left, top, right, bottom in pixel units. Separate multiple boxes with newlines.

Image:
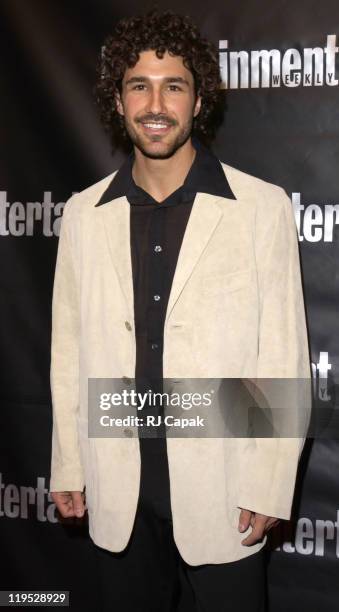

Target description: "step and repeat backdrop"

left=0, top=0, right=338, bottom=610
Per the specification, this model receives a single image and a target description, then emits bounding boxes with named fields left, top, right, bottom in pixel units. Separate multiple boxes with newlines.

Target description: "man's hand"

left=51, top=491, right=86, bottom=519
left=238, top=508, right=280, bottom=546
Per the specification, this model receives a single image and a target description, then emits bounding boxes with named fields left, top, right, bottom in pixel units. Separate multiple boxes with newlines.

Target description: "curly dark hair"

left=93, top=8, right=223, bottom=151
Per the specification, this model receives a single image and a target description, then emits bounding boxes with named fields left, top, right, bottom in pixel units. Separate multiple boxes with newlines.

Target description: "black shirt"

left=95, top=136, right=236, bottom=441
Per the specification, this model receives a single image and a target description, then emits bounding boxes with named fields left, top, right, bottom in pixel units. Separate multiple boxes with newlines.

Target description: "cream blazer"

left=49, top=160, right=311, bottom=565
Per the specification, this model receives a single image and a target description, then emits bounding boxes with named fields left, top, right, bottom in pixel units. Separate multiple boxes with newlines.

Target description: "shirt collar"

left=95, top=136, right=236, bottom=207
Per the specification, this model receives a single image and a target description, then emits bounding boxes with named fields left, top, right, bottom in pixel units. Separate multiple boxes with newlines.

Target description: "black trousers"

left=92, top=437, right=267, bottom=612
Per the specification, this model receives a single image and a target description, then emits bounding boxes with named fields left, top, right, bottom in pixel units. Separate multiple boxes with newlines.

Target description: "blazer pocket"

left=202, top=268, right=253, bottom=295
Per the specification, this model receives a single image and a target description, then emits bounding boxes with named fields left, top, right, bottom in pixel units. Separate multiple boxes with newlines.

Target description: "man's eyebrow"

left=164, top=77, right=190, bottom=85
left=125, top=76, right=190, bottom=85
left=126, top=77, right=147, bottom=85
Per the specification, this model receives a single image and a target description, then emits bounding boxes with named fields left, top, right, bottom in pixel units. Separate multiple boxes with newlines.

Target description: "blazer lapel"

left=98, top=196, right=135, bottom=321
left=97, top=192, right=227, bottom=324
left=165, top=192, right=224, bottom=324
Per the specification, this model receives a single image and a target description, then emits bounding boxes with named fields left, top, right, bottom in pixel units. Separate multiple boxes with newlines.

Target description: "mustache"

left=137, top=115, right=177, bottom=126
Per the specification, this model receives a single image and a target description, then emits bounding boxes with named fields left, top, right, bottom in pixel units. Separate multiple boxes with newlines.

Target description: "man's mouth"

left=143, top=123, right=168, bottom=129
left=139, top=121, right=173, bottom=134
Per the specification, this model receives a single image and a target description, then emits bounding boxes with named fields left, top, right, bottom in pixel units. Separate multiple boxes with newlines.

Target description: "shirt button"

left=153, top=295, right=161, bottom=301
left=151, top=343, right=159, bottom=350
left=125, top=321, right=132, bottom=331
left=154, top=245, right=162, bottom=252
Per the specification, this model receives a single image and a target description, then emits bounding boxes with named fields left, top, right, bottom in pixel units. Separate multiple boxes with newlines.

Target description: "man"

left=49, top=9, right=311, bottom=612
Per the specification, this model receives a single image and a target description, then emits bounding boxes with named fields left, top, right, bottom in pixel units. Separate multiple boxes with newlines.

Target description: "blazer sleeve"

left=237, top=184, right=312, bottom=520
left=49, top=196, right=85, bottom=493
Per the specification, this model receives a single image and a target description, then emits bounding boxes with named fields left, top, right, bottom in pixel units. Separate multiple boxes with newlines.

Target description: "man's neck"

left=131, top=138, right=196, bottom=203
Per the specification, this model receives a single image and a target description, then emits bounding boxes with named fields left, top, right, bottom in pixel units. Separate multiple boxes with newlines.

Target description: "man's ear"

left=193, top=94, right=202, bottom=118
left=115, top=91, right=124, bottom=116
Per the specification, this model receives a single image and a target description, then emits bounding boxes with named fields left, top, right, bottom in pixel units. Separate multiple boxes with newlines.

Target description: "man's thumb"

left=238, top=508, right=252, bottom=532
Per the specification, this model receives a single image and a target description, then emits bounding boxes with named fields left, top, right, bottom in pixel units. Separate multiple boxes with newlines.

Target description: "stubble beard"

left=124, top=116, right=194, bottom=160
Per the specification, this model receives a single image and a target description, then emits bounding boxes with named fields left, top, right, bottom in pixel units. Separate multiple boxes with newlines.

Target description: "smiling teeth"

left=144, top=123, right=169, bottom=129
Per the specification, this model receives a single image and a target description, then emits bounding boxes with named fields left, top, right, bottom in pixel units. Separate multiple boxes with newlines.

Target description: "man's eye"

left=132, top=84, right=146, bottom=90
left=168, top=85, right=181, bottom=91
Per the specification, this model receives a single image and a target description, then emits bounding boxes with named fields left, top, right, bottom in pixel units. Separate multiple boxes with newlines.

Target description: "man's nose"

left=146, top=88, right=166, bottom=115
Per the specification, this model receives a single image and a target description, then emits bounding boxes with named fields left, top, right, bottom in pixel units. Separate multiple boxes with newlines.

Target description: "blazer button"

left=125, top=321, right=132, bottom=331
left=124, top=428, right=133, bottom=438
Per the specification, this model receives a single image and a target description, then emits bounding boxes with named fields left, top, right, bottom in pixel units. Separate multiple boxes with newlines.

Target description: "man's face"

left=116, top=50, right=201, bottom=159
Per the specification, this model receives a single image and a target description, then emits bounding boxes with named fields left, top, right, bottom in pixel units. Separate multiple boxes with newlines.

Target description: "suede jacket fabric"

left=49, top=158, right=311, bottom=565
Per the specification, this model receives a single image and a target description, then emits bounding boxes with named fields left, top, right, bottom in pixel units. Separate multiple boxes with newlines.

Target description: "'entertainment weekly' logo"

left=0, top=473, right=58, bottom=523
left=219, top=34, right=338, bottom=89
left=311, top=351, right=332, bottom=402
left=271, top=511, right=339, bottom=557
left=0, top=191, right=71, bottom=237
left=292, top=193, right=339, bottom=243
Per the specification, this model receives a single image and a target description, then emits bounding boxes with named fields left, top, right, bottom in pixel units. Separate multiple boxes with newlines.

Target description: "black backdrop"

left=1, top=1, right=338, bottom=610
